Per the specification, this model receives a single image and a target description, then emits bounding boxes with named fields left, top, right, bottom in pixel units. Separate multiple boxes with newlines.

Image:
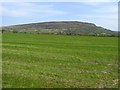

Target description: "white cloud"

left=92, top=4, right=118, bottom=14
left=2, top=7, right=28, bottom=17
left=0, top=0, right=119, bottom=2
left=1, top=2, right=67, bottom=17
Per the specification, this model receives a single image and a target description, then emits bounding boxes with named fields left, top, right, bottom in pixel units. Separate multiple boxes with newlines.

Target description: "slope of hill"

left=2, top=21, right=117, bottom=36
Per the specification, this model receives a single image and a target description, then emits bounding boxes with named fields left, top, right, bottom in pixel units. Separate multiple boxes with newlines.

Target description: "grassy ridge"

left=2, top=33, right=118, bottom=88
left=2, top=21, right=117, bottom=36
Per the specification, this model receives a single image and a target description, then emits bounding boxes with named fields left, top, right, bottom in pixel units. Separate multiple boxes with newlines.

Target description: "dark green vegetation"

left=2, top=21, right=118, bottom=36
left=2, top=33, right=118, bottom=88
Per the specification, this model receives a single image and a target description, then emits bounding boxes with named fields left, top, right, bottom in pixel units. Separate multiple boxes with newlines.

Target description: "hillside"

left=2, top=21, right=117, bottom=36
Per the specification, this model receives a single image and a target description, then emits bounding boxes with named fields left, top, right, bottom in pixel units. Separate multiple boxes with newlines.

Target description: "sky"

left=0, top=0, right=119, bottom=31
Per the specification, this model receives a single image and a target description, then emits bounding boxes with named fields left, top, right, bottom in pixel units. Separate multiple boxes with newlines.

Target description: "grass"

left=2, top=33, right=118, bottom=88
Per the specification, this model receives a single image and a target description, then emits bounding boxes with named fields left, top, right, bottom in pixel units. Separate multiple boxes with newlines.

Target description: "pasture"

left=2, top=33, right=118, bottom=88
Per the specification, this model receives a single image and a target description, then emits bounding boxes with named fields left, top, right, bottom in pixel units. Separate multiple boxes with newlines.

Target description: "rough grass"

left=2, top=33, right=118, bottom=88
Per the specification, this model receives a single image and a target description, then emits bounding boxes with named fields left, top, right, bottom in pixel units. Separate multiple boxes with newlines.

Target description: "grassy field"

left=2, top=33, right=118, bottom=88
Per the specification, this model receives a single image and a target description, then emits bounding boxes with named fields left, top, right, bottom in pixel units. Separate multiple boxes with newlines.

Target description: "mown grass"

left=2, top=33, right=118, bottom=88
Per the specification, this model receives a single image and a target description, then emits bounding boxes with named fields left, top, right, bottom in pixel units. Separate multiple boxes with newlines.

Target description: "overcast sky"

left=0, top=0, right=119, bottom=31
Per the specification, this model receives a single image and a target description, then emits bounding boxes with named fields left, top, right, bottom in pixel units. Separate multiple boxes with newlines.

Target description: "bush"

left=13, top=30, right=18, bottom=33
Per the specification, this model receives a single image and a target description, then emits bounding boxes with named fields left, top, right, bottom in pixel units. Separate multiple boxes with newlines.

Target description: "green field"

left=2, top=33, right=118, bottom=88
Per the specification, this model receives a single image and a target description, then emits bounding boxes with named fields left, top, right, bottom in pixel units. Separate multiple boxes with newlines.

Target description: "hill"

left=2, top=21, right=118, bottom=36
